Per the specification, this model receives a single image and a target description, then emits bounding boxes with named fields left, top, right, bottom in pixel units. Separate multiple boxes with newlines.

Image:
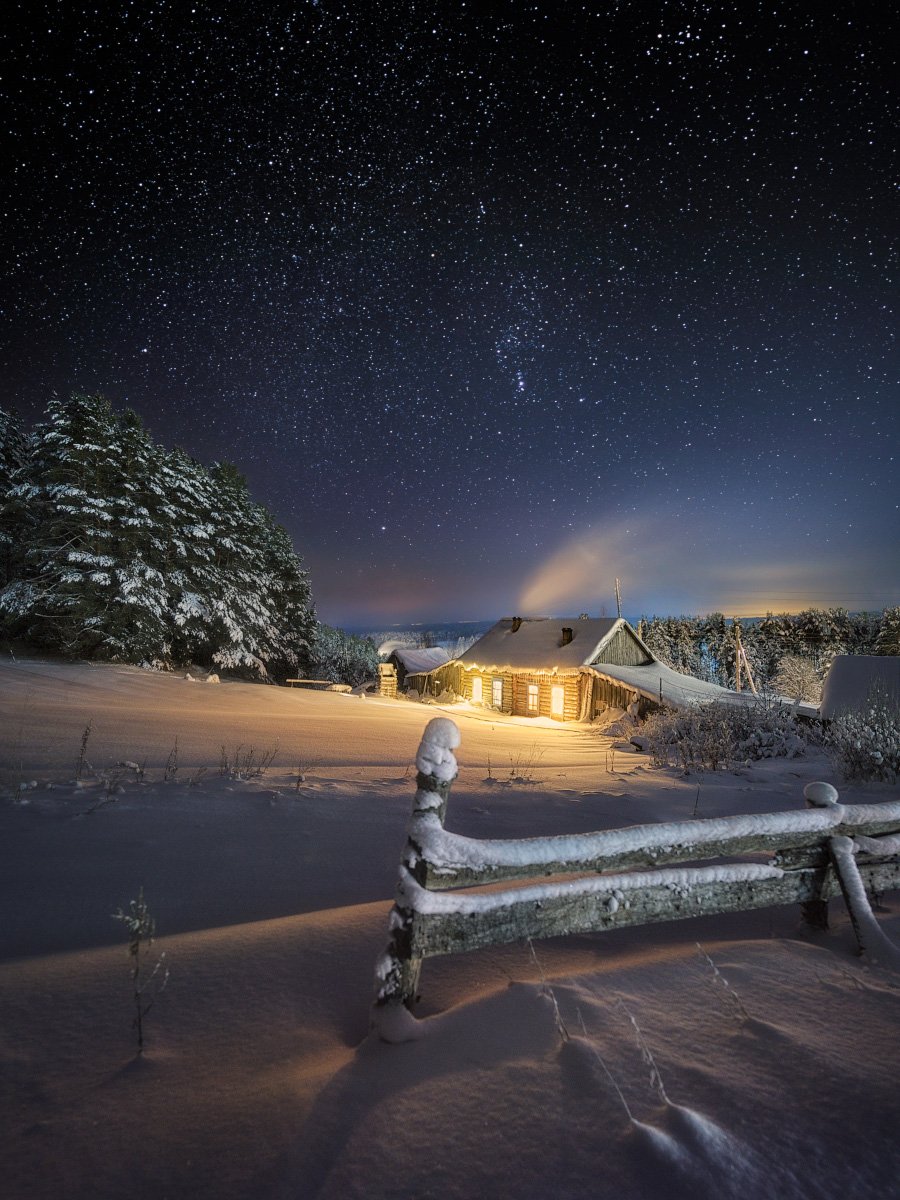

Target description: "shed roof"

left=457, top=617, right=644, bottom=672
left=388, top=646, right=450, bottom=674
left=820, top=655, right=900, bottom=720
left=590, top=661, right=760, bottom=708
left=590, top=660, right=819, bottom=716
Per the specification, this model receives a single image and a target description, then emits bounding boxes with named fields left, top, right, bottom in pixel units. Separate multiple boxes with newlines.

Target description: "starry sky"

left=2, top=2, right=897, bottom=626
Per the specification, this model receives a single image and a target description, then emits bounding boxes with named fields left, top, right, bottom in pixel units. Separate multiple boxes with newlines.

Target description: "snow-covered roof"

left=457, top=616, right=641, bottom=672
left=377, top=638, right=414, bottom=657
left=820, top=655, right=900, bottom=720
left=388, top=646, right=450, bottom=674
left=589, top=660, right=764, bottom=709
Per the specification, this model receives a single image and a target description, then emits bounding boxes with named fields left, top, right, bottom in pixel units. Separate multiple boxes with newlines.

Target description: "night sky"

left=3, top=2, right=897, bottom=626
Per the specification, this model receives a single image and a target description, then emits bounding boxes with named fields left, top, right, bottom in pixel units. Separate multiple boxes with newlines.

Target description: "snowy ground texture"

left=2, top=659, right=899, bottom=1200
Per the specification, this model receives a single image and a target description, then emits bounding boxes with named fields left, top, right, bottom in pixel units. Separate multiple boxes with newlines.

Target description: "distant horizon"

left=342, top=605, right=894, bottom=636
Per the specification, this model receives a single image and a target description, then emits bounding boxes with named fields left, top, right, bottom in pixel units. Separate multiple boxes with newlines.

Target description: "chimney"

left=561, top=626, right=573, bottom=646
left=510, top=617, right=522, bottom=633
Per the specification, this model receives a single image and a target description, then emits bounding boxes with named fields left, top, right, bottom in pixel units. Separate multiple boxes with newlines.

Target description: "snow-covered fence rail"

left=373, top=719, right=900, bottom=1028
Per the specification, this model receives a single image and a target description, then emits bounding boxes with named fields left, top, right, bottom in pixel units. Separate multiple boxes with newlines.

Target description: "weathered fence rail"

left=373, top=718, right=900, bottom=1035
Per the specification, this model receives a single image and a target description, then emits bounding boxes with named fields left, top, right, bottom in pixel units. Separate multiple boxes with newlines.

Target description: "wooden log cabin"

left=406, top=615, right=767, bottom=723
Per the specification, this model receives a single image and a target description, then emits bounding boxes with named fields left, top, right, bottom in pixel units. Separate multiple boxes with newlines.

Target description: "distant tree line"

left=636, top=608, right=899, bottom=701
left=0, top=395, right=377, bottom=683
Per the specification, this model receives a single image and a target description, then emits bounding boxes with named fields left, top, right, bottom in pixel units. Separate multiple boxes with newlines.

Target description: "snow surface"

left=2, top=658, right=900, bottom=1200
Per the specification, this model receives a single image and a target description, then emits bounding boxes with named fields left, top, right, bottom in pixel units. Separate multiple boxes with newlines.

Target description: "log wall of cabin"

left=461, top=668, right=512, bottom=711
left=509, top=673, right=580, bottom=720
left=457, top=669, right=581, bottom=720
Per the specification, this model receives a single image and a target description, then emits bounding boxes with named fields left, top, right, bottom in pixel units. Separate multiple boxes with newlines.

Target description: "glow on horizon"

left=516, top=517, right=897, bottom=621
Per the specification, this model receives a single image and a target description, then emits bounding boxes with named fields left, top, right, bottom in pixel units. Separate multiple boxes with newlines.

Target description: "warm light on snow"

left=1, top=659, right=899, bottom=1199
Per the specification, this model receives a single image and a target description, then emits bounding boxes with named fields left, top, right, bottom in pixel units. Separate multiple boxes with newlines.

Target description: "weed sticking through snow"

left=112, top=888, right=169, bottom=1055
left=617, top=998, right=670, bottom=1105
left=696, top=943, right=750, bottom=1023
left=75, top=719, right=93, bottom=780
left=219, top=741, right=279, bottom=780
left=527, top=938, right=569, bottom=1042
left=164, top=737, right=179, bottom=782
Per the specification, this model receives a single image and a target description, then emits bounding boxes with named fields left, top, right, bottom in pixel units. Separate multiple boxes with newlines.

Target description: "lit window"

left=527, top=684, right=539, bottom=713
left=551, top=685, right=565, bottom=718
left=471, top=675, right=483, bottom=703
left=492, top=677, right=503, bottom=708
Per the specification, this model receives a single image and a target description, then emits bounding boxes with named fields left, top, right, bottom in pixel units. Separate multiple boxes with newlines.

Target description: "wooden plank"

left=412, top=806, right=900, bottom=889
left=406, top=860, right=900, bottom=959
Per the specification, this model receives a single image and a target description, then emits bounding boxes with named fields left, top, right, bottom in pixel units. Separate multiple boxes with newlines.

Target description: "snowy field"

left=2, top=659, right=899, bottom=1200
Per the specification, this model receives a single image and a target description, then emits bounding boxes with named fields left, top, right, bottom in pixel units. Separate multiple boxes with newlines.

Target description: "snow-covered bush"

left=827, top=693, right=900, bottom=782
left=772, top=655, right=823, bottom=704
left=641, top=700, right=806, bottom=773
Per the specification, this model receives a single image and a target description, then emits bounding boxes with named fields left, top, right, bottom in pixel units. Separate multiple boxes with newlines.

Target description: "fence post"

left=372, top=717, right=460, bottom=1032
left=800, top=781, right=840, bottom=929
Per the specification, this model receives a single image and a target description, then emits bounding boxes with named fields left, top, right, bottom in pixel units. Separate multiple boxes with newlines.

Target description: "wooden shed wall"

left=590, top=673, right=657, bottom=719
left=593, top=626, right=654, bottom=667
left=405, top=662, right=462, bottom=696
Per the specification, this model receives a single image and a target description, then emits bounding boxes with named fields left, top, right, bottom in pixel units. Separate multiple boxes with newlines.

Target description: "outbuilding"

left=385, top=645, right=450, bottom=692
left=820, top=654, right=900, bottom=720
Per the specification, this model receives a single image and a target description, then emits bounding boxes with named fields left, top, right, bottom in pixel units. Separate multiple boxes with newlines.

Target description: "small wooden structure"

left=385, top=646, right=449, bottom=692
left=377, top=662, right=397, bottom=698
left=373, top=719, right=900, bottom=1028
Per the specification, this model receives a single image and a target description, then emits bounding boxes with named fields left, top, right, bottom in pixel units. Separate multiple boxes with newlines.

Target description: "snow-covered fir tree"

left=0, top=395, right=315, bottom=677
left=309, top=624, right=378, bottom=686
left=101, top=408, right=172, bottom=662
left=875, top=607, right=900, bottom=656
left=848, top=610, right=881, bottom=655
left=699, top=612, right=735, bottom=686
left=756, top=612, right=796, bottom=679
left=0, top=405, right=28, bottom=585
left=0, top=393, right=124, bottom=656
left=199, top=461, right=314, bottom=676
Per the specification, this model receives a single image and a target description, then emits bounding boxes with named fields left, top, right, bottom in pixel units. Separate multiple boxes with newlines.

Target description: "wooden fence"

left=373, top=718, right=900, bottom=1022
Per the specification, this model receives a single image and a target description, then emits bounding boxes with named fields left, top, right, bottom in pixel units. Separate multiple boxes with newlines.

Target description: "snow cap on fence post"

left=804, top=781, right=840, bottom=809
left=371, top=717, right=463, bottom=1040
left=413, top=716, right=460, bottom=825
